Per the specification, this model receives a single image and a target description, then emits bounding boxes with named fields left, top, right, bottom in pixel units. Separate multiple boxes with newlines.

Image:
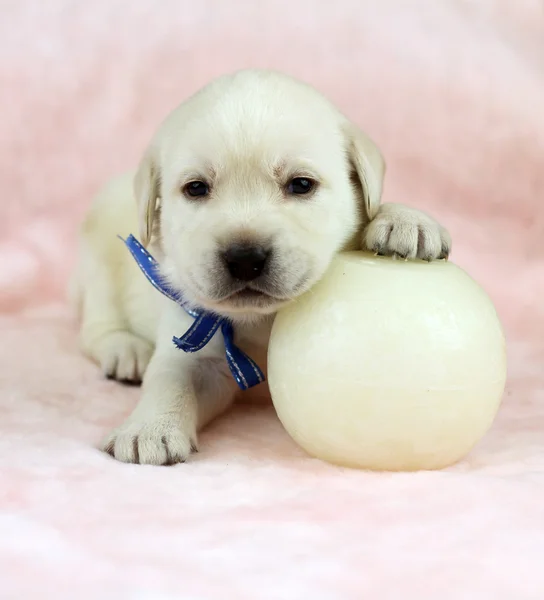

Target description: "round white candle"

left=268, top=253, right=507, bottom=471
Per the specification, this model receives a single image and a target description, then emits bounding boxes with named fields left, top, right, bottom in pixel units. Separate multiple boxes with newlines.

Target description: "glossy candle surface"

left=268, top=253, right=507, bottom=471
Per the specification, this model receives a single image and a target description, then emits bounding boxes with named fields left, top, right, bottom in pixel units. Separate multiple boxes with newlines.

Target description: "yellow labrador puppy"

left=73, top=69, right=450, bottom=465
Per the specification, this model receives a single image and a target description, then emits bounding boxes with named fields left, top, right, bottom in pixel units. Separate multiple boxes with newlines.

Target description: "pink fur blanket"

left=1, top=1, right=543, bottom=598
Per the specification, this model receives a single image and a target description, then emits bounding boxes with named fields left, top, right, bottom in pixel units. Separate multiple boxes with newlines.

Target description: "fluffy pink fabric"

left=1, top=1, right=543, bottom=597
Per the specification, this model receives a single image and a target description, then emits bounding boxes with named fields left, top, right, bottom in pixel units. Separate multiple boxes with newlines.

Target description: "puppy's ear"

left=134, top=144, right=161, bottom=247
left=345, top=124, right=385, bottom=221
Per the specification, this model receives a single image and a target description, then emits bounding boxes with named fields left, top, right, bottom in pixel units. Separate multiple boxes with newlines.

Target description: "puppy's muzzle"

left=223, top=243, right=270, bottom=282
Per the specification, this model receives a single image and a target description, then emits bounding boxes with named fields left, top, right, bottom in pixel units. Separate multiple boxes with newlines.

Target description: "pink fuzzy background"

left=1, top=1, right=543, bottom=598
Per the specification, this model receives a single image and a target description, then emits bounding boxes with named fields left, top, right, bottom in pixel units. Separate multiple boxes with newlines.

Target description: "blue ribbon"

left=121, top=234, right=265, bottom=390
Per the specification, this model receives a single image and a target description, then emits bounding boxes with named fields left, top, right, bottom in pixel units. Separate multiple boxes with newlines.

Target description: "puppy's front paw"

left=102, top=414, right=198, bottom=465
left=93, top=331, right=153, bottom=384
left=363, top=203, right=451, bottom=261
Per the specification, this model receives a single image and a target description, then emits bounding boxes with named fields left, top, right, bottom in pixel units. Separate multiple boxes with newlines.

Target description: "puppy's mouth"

left=212, top=271, right=312, bottom=312
left=223, top=287, right=284, bottom=305
left=186, top=263, right=313, bottom=314
left=206, top=282, right=296, bottom=315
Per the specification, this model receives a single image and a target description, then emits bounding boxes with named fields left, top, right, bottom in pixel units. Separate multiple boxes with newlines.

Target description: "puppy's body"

left=75, top=70, right=451, bottom=464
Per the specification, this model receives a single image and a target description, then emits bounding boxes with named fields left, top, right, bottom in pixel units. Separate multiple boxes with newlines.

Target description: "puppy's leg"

left=75, top=173, right=155, bottom=383
left=77, top=242, right=153, bottom=384
left=101, top=307, right=236, bottom=465
left=362, top=203, right=452, bottom=261
left=102, top=352, right=236, bottom=465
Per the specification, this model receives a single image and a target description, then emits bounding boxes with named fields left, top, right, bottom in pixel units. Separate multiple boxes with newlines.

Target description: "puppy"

left=73, top=69, right=451, bottom=465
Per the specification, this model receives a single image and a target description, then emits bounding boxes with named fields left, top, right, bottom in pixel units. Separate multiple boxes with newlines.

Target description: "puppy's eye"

left=287, top=177, right=315, bottom=195
left=184, top=181, right=209, bottom=198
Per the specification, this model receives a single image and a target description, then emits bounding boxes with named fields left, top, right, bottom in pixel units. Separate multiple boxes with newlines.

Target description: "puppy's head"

left=135, top=70, right=384, bottom=320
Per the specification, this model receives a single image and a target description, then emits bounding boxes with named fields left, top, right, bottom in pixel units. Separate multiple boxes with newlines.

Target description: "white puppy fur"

left=73, top=69, right=451, bottom=465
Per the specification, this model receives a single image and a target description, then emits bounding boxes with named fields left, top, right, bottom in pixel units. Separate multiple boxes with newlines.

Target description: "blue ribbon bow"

left=121, top=234, right=265, bottom=391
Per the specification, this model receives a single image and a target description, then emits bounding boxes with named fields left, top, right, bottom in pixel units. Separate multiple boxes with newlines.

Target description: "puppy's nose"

left=224, top=244, right=269, bottom=282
